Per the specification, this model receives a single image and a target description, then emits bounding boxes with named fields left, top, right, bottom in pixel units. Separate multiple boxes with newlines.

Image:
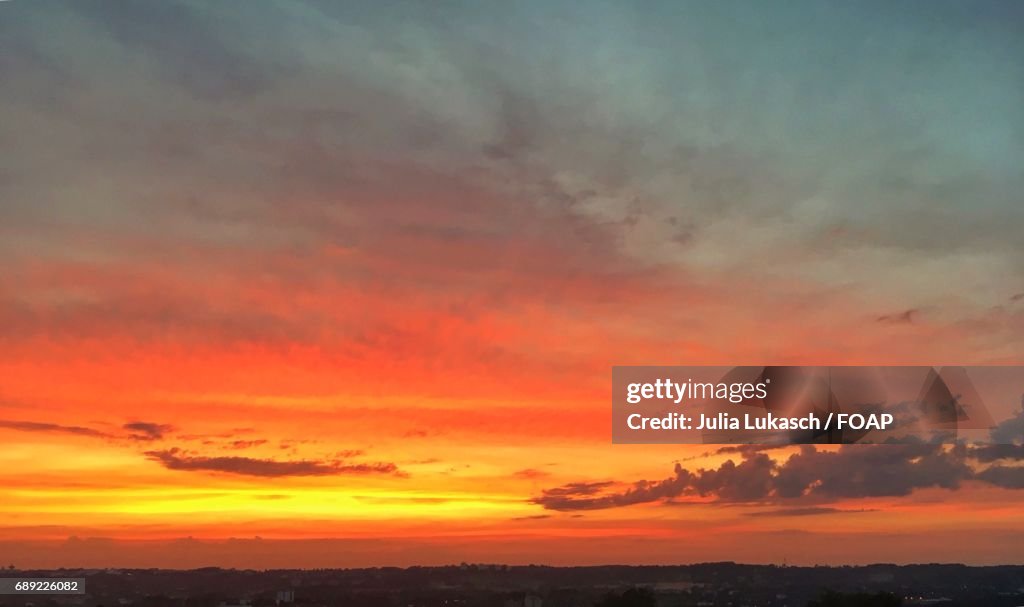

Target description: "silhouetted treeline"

left=596, top=587, right=657, bottom=607
left=808, top=590, right=902, bottom=607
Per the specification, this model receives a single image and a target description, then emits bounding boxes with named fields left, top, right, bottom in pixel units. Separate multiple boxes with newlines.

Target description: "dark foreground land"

left=3, top=563, right=1023, bottom=607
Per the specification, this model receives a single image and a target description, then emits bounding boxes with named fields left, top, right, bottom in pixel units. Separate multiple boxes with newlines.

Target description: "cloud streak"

left=536, top=401, right=1024, bottom=511
left=0, top=418, right=177, bottom=442
left=144, top=448, right=404, bottom=478
left=745, top=507, right=878, bottom=518
left=533, top=444, right=983, bottom=511
left=0, top=420, right=111, bottom=439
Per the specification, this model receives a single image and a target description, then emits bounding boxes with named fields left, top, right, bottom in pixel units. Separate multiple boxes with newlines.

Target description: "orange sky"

left=2, top=252, right=1023, bottom=566
left=2, top=0, right=1024, bottom=568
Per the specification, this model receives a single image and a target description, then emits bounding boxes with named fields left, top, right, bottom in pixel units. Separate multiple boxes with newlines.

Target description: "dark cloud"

left=876, top=309, right=918, bottom=324
left=144, top=448, right=403, bottom=478
left=693, top=453, right=776, bottom=501
left=226, top=439, right=269, bottom=450
left=1, top=418, right=177, bottom=442
left=988, top=401, right=1024, bottom=444
left=533, top=442, right=1012, bottom=511
left=537, top=481, right=615, bottom=500
left=534, top=468, right=690, bottom=511
left=974, top=465, right=1024, bottom=489
left=524, top=399, right=1024, bottom=512
left=745, top=507, right=877, bottom=518
left=534, top=454, right=778, bottom=511
left=969, top=443, right=1024, bottom=463
left=123, top=421, right=174, bottom=441
left=775, top=444, right=970, bottom=499
left=0, top=420, right=110, bottom=439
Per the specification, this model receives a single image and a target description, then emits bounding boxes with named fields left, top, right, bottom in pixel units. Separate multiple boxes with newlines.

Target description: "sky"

left=1, top=0, right=1023, bottom=568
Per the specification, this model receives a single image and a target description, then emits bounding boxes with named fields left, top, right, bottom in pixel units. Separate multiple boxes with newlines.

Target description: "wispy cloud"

left=745, top=507, right=878, bottom=518
left=144, top=448, right=404, bottom=478
left=0, top=418, right=176, bottom=442
left=513, top=468, right=550, bottom=480
left=123, top=421, right=174, bottom=441
left=0, top=420, right=111, bottom=439
left=876, top=309, right=919, bottom=324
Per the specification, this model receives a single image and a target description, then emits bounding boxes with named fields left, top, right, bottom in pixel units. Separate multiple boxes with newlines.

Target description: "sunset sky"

left=1, top=0, right=1024, bottom=568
